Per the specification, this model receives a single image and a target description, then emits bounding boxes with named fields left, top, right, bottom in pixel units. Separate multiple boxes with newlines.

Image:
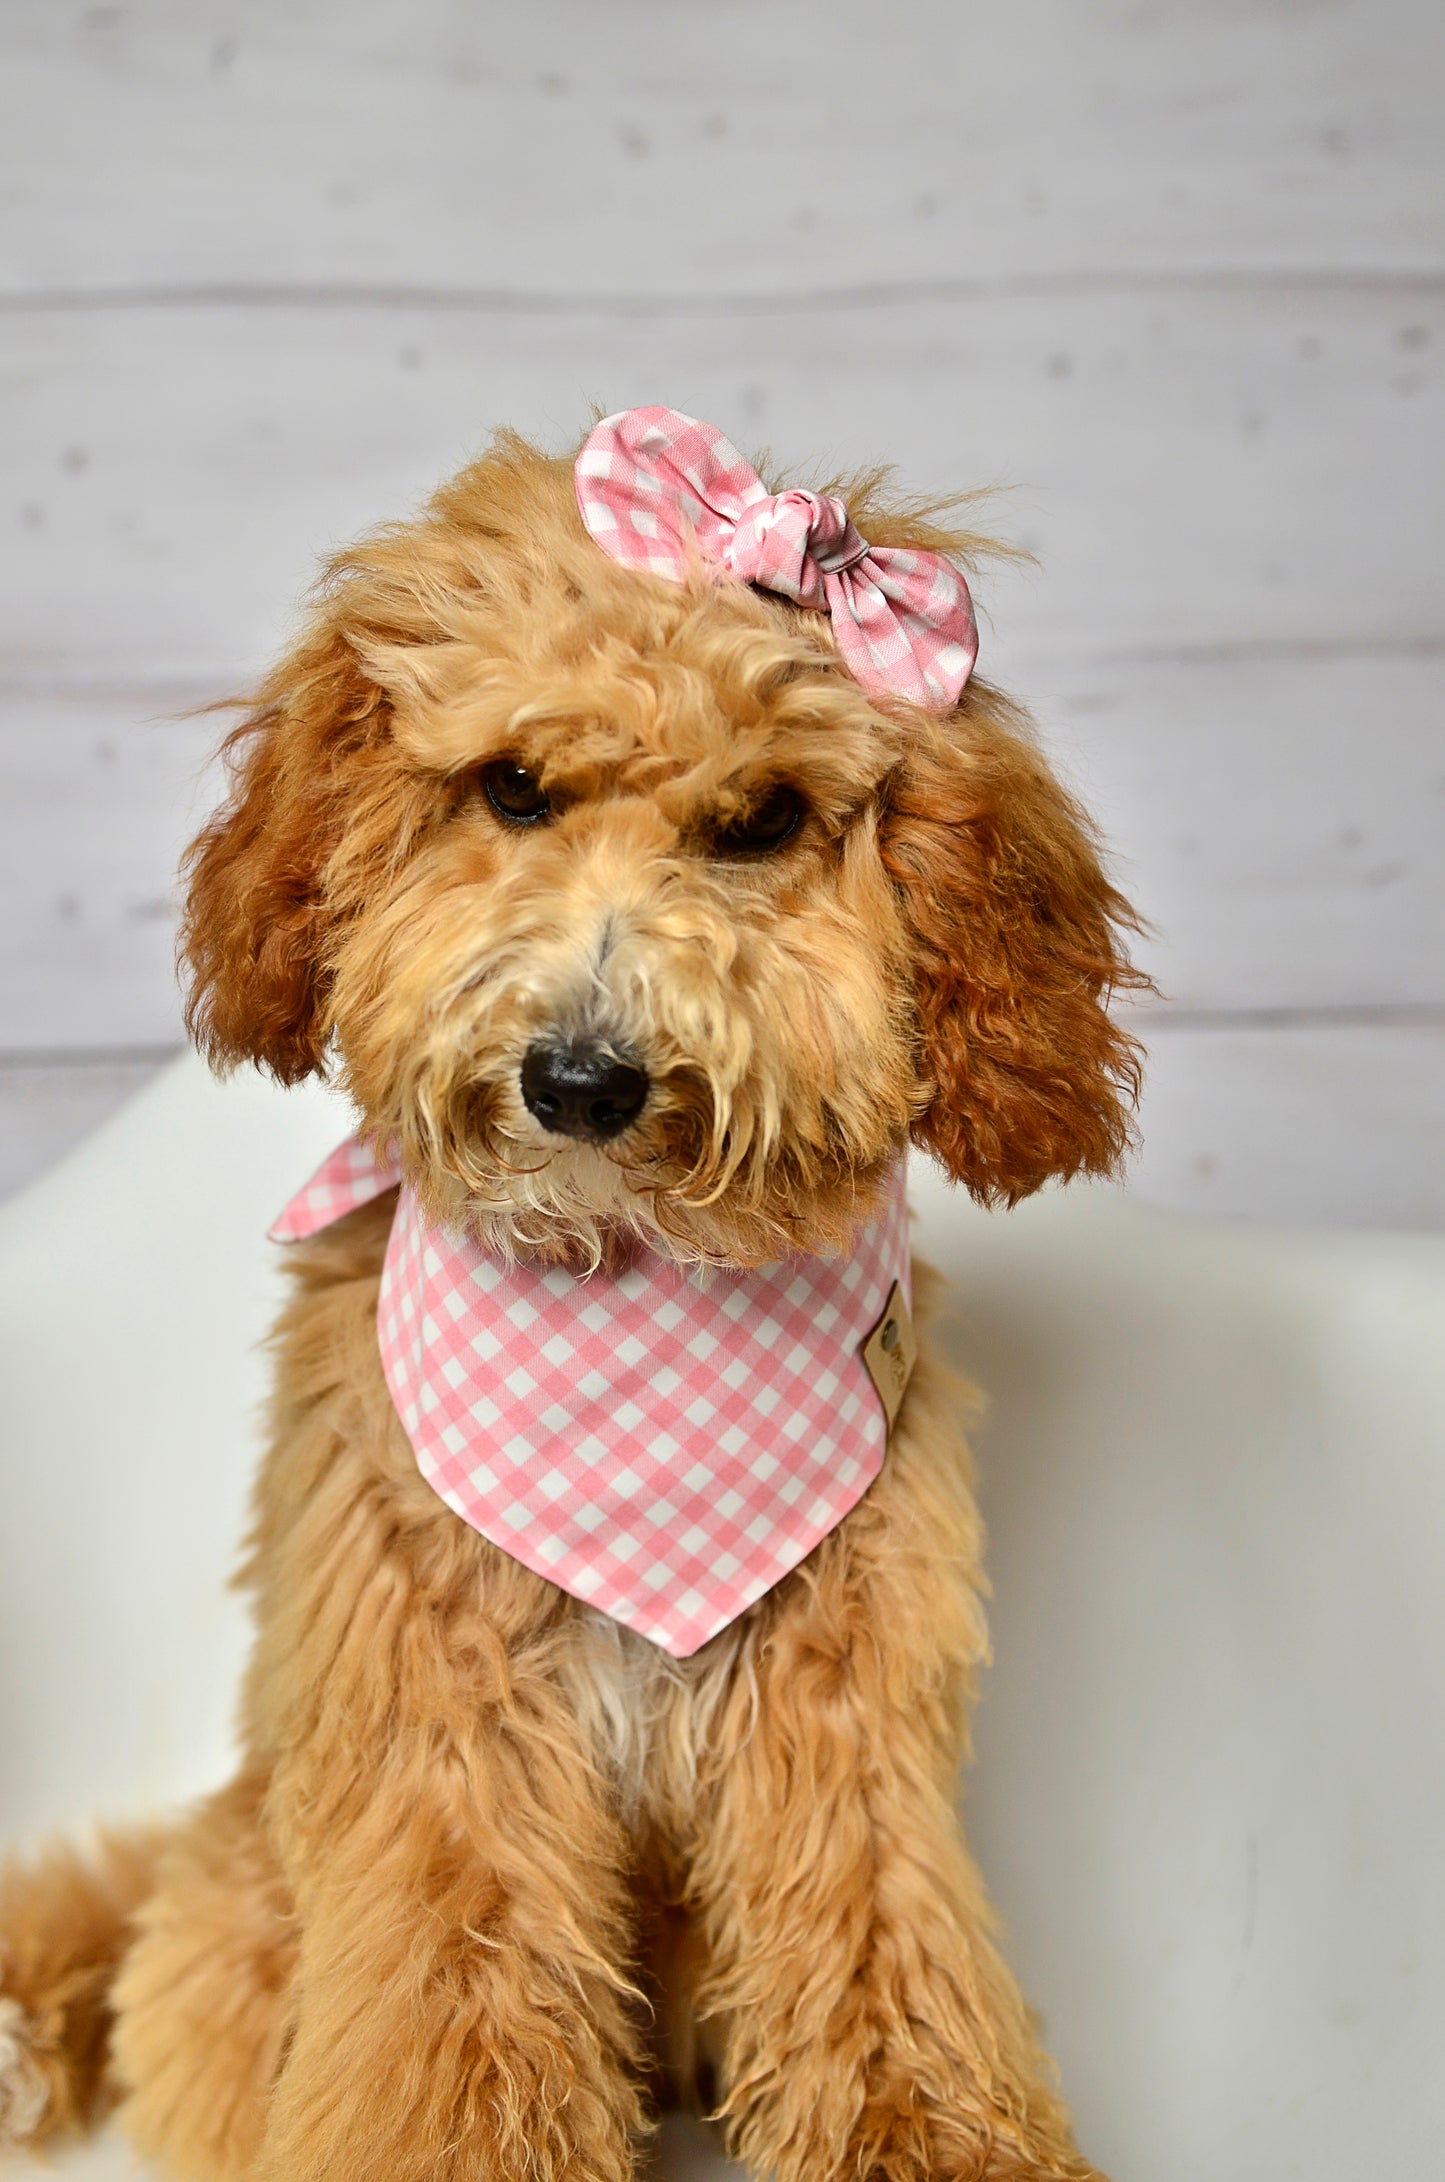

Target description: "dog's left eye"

left=481, top=760, right=551, bottom=825
left=712, top=784, right=805, bottom=856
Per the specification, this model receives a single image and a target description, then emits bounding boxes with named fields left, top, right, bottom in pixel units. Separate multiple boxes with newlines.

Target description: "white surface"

left=914, top=1163, right=1445, bottom=2177
left=0, top=1057, right=170, bottom=1208
left=0, top=1060, right=348, bottom=1841
left=1, top=1055, right=1442, bottom=2181
left=0, top=0, right=1441, bottom=1222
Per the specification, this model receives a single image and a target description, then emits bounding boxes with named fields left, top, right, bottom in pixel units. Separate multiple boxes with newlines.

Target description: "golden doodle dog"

left=0, top=409, right=1143, bottom=2182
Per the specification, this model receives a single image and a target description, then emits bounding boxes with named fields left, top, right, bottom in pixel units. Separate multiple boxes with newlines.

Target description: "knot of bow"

left=575, top=407, right=977, bottom=713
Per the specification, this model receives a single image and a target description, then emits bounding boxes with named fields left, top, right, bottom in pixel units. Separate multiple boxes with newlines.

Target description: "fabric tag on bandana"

left=271, top=1142, right=912, bottom=1657
left=861, top=1280, right=918, bottom=1432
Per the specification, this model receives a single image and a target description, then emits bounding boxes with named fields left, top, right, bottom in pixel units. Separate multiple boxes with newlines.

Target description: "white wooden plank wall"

left=1, top=0, right=1441, bottom=1224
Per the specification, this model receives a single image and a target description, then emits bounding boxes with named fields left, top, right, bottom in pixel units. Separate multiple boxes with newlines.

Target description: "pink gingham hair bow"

left=575, top=408, right=978, bottom=713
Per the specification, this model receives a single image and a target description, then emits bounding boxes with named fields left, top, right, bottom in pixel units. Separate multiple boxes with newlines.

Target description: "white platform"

left=2, top=1057, right=1442, bottom=2181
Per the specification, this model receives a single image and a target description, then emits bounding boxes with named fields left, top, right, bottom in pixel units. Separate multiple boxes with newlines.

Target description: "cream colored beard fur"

left=553, top=1610, right=760, bottom=1820
left=0, top=1993, right=48, bottom=2146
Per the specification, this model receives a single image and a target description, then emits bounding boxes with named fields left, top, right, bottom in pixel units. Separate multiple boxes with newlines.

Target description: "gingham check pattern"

left=268, top=1133, right=400, bottom=1240
left=271, top=1140, right=910, bottom=1657
left=575, top=406, right=978, bottom=713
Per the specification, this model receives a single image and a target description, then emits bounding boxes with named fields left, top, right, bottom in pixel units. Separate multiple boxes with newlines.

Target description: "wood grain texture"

left=0, top=687, right=218, bottom=1048
left=1, top=0, right=1441, bottom=295
left=1035, top=651, right=1445, bottom=1011
left=1131, top=1017, right=1445, bottom=1228
left=3, top=284, right=1442, bottom=681
left=1, top=650, right=1440, bottom=1060
left=0, top=1, right=1439, bottom=1221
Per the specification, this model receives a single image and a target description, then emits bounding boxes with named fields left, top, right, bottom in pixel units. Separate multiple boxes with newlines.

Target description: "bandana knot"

left=575, top=406, right=978, bottom=714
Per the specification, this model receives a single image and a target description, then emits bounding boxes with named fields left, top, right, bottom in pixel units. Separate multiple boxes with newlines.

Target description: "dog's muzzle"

left=520, top=1040, right=649, bottom=1142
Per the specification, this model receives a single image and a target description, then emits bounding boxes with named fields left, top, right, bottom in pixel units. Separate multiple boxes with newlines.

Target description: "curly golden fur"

left=0, top=427, right=1144, bottom=2182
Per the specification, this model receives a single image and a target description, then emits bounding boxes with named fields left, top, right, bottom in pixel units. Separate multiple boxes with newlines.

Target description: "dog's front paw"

left=0, top=1995, right=49, bottom=2149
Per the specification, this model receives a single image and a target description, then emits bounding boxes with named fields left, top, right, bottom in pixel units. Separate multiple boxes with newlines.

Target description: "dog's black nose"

left=520, top=1042, right=649, bottom=1141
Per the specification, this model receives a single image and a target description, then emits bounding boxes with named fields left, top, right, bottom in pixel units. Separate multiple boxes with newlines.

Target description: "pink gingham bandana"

left=575, top=407, right=978, bottom=713
left=271, top=1140, right=911, bottom=1656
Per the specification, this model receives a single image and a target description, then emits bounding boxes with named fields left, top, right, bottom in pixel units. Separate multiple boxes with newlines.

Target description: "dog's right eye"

left=481, top=760, right=551, bottom=826
left=711, top=783, right=805, bottom=857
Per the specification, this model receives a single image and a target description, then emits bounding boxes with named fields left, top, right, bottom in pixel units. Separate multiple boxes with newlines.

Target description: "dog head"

left=181, top=429, right=1144, bottom=1265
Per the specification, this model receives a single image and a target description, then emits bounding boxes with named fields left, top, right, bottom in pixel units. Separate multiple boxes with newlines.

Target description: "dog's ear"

left=179, top=620, right=391, bottom=1083
left=880, top=686, right=1147, bottom=1206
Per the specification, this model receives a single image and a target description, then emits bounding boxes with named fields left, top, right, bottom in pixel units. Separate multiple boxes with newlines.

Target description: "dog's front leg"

left=678, top=1348, right=1106, bottom=2182
left=248, top=1534, right=643, bottom=2182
